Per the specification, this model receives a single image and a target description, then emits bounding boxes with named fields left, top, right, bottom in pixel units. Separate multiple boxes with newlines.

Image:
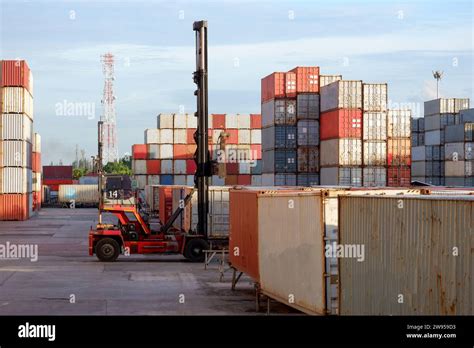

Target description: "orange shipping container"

left=225, top=175, right=238, bottom=185
left=32, top=152, right=41, bottom=173
left=132, top=144, right=147, bottom=160
left=320, top=109, right=362, bottom=140
left=0, top=194, right=29, bottom=220
left=146, top=159, right=161, bottom=175
left=0, top=60, right=33, bottom=94
left=387, top=138, right=411, bottom=166
left=158, top=187, right=173, bottom=225
left=261, top=72, right=285, bottom=103
left=225, top=129, right=239, bottom=144
left=250, top=114, right=261, bottom=129
left=289, top=66, right=320, bottom=93
left=285, top=72, right=296, bottom=98
left=212, top=114, right=226, bottom=129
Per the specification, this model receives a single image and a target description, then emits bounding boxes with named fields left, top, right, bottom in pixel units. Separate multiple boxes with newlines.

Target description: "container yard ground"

left=0, top=208, right=297, bottom=315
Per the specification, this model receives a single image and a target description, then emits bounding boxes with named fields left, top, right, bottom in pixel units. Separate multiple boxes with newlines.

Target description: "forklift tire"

left=184, top=238, right=209, bottom=262
left=96, top=238, right=120, bottom=262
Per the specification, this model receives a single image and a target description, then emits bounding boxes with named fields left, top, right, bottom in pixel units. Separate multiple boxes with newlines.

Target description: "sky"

left=0, top=0, right=472, bottom=165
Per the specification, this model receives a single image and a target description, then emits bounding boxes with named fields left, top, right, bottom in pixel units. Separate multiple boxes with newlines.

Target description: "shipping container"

left=144, top=129, right=160, bottom=144
left=297, top=119, right=319, bottom=146
left=338, top=195, right=473, bottom=315
left=157, top=113, right=174, bottom=129
left=187, top=113, right=197, bottom=128
left=261, top=125, right=296, bottom=150
left=320, top=109, right=362, bottom=140
left=444, top=143, right=465, bottom=161
left=146, top=159, right=161, bottom=175
left=320, top=139, right=362, bottom=166
left=458, top=108, right=474, bottom=123
left=261, top=99, right=296, bottom=127
left=445, top=177, right=474, bottom=187
left=132, top=159, right=147, bottom=175
left=418, top=133, right=425, bottom=146
left=425, top=130, right=443, bottom=145
left=387, top=138, right=411, bottom=166
left=297, top=146, right=319, bottom=172
left=160, top=129, right=173, bottom=144
left=424, top=98, right=470, bottom=116
left=160, top=175, right=173, bottom=185
left=362, top=83, right=387, bottom=112
left=261, top=72, right=285, bottom=103
left=33, top=133, right=41, bottom=153
left=320, top=80, right=362, bottom=112
left=387, top=166, right=411, bottom=187
left=412, top=145, right=443, bottom=161
left=173, top=114, right=187, bottom=129
left=0, top=113, right=33, bottom=142
left=424, top=113, right=455, bottom=131
left=1, top=87, right=33, bottom=118
left=160, top=144, right=173, bottom=159
left=260, top=173, right=297, bottom=186
left=444, top=123, right=474, bottom=143
left=0, top=167, right=31, bottom=193
left=132, top=144, right=147, bottom=160
left=411, top=118, right=419, bottom=133
left=320, top=167, right=362, bottom=186
left=285, top=72, right=296, bottom=98
left=0, top=140, right=31, bottom=167
left=250, top=129, right=261, bottom=144
left=465, top=142, right=474, bottom=160
left=289, top=66, right=320, bottom=93
left=58, top=185, right=98, bottom=204
left=160, top=159, right=173, bottom=174
left=146, top=144, right=159, bottom=159
left=190, top=186, right=230, bottom=237
left=211, top=175, right=225, bottom=186
left=445, top=161, right=466, bottom=177
left=0, top=193, right=29, bottom=220
left=79, top=175, right=99, bottom=185
left=297, top=173, right=320, bottom=186
left=363, top=112, right=387, bottom=140
left=319, top=74, right=342, bottom=88
left=42, top=165, right=73, bottom=180
left=362, top=167, right=386, bottom=187
left=0, top=60, right=33, bottom=94
left=262, top=149, right=297, bottom=173
left=296, top=93, right=319, bottom=119
left=250, top=114, right=262, bottom=128
left=238, top=129, right=251, bottom=144
left=212, top=114, right=225, bottom=129
left=251, top=175, right=262, bottom=186
left=363, top=141, right=387, bottom=166
left=250, top=159, right=262, bottom=174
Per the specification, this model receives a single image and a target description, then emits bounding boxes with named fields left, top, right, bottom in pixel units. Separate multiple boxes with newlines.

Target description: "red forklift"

left=89, top=21, right=214, bottom=262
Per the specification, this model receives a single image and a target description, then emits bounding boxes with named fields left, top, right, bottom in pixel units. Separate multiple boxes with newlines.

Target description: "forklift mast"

left=97, top=121, right=104, bottom=223
left=193, top=20, right=210, bottom=239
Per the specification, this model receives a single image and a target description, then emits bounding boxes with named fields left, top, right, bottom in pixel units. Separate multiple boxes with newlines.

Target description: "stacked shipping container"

left=261, top=67, right=321, bottom=186
left=32, top=133, right=41, bottom=210
left=132, top=113, right=262, bottom=189
left=411, top=99, right=470, bottom=185
left=0, top=60, right=37, bottom=220
left=387, top=110, right=411, bottom=186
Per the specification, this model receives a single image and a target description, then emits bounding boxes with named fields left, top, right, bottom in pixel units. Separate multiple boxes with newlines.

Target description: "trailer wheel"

left=184, top=238, right=209, bottom=262
left=96, top=238, right=120, bottom=262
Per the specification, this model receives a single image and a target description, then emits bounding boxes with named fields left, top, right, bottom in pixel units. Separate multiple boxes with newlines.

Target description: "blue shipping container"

left=160, top=175, right=174, bottom=185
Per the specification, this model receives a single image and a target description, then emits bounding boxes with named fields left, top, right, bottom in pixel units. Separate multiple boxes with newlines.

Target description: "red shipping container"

left=225, top=129, right=239, bottom=144
left=320, top=109, right=362, bottom=140
left=387, top=138, right=411, bottom=166
left=251, top=144, right=262, bottom=160
left=0, top=60, right=33, bottom=94
left=132, top=144, right=147, bottom=160
left=158, top=187, right=173, bottom=224
left=250, top=114, right=261, bottom=129
left=285, top=72, right=296, bottom=98
left=212, top=114, right=226, bottom=129
left=0, top=194, right=29, bottom=220
left=227, top=163, right=239, bottom=175
left=225, top=175, right=238, bottom=185
left=186, top=128, right=196, bottom=144
left=146, top=159, right=161, bottom=174
left=289, top=66, right=320, bottom=93
left=261, top=72, right=285, bottom=103
left=387, top=166, right=411, bottom=187
left=43, top=178, right=74, bottom=192
left=186, top=159, right=197, bottom=174
left=32, top=152, right=41, bottom=173
left=237, top=174, right=251, bottom=185
left=43, top=166, right=73, bottom=180
left=173, top=144, right=187, bottom=159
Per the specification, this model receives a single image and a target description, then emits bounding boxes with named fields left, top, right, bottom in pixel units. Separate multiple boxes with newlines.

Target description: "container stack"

left=32, top=133, right=42, bottom=211
left=411, top=118, right=424, bottom=148
left=261, top=67, right=321, bottom=186
left=42, top=166, right=74, bottom=202
left=411, top=98, right=470, bottom=185
left=362, top=84, right=388, bottom=187
left=0, top=60, right=35, bottom=220
left=387, top=110, right=411, bottom=186
left=132, top=113, right=262, bottom=189
left=320, top=80, right=363, bottom=186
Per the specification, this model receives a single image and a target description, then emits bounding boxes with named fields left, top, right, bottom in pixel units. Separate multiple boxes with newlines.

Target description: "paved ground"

left=0, top=208, right=296, bottom=315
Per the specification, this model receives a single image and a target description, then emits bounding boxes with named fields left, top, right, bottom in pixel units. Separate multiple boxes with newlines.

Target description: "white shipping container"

left=237, top=114, right=251, bottom=129
left=320, top=139, right=362, bottom=166
left=191, top=186, right=230, bottom=236
left=445, top=161, right=465, bottom=177
left=261, top=173, right=275, bottom=186
left=33, top=133, right=41, bottom=153
left=251, top=175, right=262, bottom=186
left=1, top=113, right=33, bottom=142
left=187, top=113, right=197, bottom=128
left=320, top=80, right=362, bottom=112
left=362, top=83, right=388, bottom=112
left=160, top=144, right=173, bottom=159
left=363, top=141, right=387, bottom=166
left=363, top=112, right=387, bottom=140
left=239, top=162, right=251, bottom=174
left=320, top=167, right=362, bottom=186
left=0, top=140, right=31, bottom=167
left=160, top=129, right=173, bottom=144
left=174, top=175, right=186, bottom=185
left=444, top=143, right=465, bottom=161
left=174, top=129, right=187, bottom=144
left=362, top=167, right=387, bottom=187
left=157, top=113, right=174, bottom=128
left=238, top=129, right=251, bottom=144
left=1, top=87, right=34, bottom=119
left=186, top=175, right=194, bottom=186
left=387, top=109, right=411, bottom=138
left=174, top=160, right=187, bottom=174
left=174, top=114, right=187, bottom=128
left=424, top=98, right=470, bottom=116
left=251, top=129, right=261, bottom=144
left=135, top=175, right=147, bottom=189
left=132, top=159, right=147, bottom=174
left=147, top=144, right=160, bottom=159
left=465, top=143, right=474, bottom=160
left=211, top=175, right=225, bottom=186
left=33, top=172, right=41, bottom=192
left=144, top=129, right=160, bottom=144
left=147, top=175, right=160, bottom=185
left=0, top=167, right=30, bottom=193
left=161, top=159, right=173, bottom=174
left=58, top=185, right=99, bottom=204
left=319, top=75, right=342, bottom=88
left=226, top=114, right=238, bottom=128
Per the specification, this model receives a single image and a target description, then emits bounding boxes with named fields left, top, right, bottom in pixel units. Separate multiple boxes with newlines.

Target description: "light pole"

left=432, top=70, right=443, bottom=99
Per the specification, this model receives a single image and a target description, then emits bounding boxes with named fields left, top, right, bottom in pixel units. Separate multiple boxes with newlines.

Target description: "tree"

left=73, top=167, right=88, bottom=180
left=103, top=157, right=132, bottom=175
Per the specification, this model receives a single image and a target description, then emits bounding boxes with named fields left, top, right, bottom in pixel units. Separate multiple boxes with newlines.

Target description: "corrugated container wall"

left=320, top=80, right=362, bottom=112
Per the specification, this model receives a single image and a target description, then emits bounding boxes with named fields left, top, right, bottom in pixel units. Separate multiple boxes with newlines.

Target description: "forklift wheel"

left=184, top=238, right=209, bottom=262
left=96, top=238, right=120, bottom=262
